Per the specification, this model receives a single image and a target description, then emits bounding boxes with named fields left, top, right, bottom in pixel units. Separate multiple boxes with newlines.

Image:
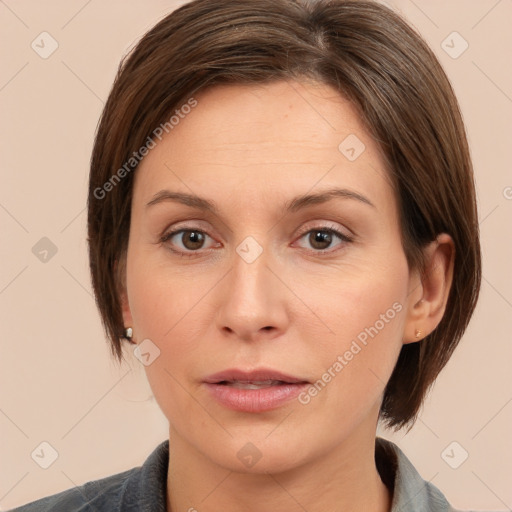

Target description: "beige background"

left=1, top=0, right=511, bottom=510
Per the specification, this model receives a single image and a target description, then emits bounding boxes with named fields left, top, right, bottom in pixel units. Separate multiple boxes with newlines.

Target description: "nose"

left=214, top=244, right=289, bottom=342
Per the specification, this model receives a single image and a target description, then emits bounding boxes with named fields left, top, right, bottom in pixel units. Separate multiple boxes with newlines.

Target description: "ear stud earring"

left=124, top=327, right=133, bottom=341
left=415, top=329, right=422, bottom=339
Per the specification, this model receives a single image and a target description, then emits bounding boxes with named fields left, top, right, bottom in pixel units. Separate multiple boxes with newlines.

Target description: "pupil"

left=185, top=231, right=203, bottom=249
left=311, top=230, right=331, bottom=249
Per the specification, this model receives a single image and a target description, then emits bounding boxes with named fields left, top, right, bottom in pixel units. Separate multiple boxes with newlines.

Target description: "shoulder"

left=7, top=467, right=138, bottom=512
left=8, top=440, right=169, bottom=512
left=376, top=437, right=464, bottom=512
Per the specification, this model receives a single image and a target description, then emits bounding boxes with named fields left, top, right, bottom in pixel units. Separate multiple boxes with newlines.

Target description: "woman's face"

left=122, top=80, right=420, bottom=472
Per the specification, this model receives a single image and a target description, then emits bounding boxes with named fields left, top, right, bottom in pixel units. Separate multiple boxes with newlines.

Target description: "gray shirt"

left=8, top=437, right=471, bottom=511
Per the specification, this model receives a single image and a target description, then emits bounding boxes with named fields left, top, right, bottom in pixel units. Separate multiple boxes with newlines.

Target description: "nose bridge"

left=215, top=235, right=288, bottom=339
left=232, top=237, right=269, bottom=301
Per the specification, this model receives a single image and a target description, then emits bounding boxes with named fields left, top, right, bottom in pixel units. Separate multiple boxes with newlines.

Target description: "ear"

left=114, top=255, right=134, bottom=334
left=403, top=233, right=455, bottom=344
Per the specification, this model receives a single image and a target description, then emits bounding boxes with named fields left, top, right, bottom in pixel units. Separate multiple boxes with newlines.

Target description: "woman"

left=10, top=0, right=482, bottom=510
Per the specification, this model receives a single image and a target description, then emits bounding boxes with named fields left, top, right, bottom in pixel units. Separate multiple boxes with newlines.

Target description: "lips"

left=203, top=368, right=308, bottom=385
left=203, top=368, right=309, bottom=413
left=226, top=380, right=285, bottom=389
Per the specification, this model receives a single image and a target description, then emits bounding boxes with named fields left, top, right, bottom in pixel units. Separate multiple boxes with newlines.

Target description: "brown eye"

left=308, top=230, right=334, bottom=250
left=161, top=229, right=212, bottom=253
left=297, top=226, right=353, bottom=253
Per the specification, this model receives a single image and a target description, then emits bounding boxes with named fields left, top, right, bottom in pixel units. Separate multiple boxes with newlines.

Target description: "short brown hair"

left=87, top=0, right=481, bottom=430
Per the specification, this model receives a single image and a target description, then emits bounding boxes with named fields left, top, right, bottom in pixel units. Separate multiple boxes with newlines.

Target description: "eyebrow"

left=145, top=187, right=376, bottom=213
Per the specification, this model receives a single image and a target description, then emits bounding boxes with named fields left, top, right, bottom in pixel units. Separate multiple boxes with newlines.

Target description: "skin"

left=119, top=80, right=454, bottom=512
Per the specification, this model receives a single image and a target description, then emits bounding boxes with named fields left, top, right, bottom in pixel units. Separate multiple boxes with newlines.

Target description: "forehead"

left=133, top=80, right=394, bottom=214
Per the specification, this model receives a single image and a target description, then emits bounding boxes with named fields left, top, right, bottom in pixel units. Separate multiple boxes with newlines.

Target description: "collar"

left=129, top=437, right=458, bottom=512
left=375, top=436, right=459, bottom=511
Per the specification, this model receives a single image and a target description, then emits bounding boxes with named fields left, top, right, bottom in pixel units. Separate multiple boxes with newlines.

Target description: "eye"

left=295, top=225, right=353, bottom=253
left=159, top=223, right=353, bottom=257
left=160, top=228, right=217, bottom=256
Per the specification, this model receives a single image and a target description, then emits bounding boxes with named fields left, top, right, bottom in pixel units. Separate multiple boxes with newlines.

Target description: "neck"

left=165, top=427, right=392, bottom=512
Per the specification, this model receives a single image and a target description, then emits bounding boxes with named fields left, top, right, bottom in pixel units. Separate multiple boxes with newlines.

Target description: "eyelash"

left=159, top=224, right=354, bottom=258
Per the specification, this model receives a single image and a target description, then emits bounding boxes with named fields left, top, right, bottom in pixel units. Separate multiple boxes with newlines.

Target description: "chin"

left=200, top=431, right=311, bottom=476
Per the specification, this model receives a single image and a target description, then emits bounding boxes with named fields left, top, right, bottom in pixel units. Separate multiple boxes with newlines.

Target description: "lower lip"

left=204, top=382, right=308, bottom=412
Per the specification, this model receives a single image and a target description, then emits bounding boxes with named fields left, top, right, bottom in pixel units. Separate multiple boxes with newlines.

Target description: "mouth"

left=204, top=368, right=308, bottom=386
left=216, top=380, right=294, bottom=390
left=203, top=368, right=309, bottom=412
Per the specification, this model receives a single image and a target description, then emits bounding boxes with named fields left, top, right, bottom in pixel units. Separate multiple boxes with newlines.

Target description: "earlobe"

left=403, top=234, right=455, bottom=344
left=403, top=297, right=428, bottom=344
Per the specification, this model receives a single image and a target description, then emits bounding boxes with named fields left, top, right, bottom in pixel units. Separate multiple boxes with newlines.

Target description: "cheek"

left=126, top=249, right=205, bottom=342
left=299, top=253, right=409, bottom=401
left=126, top=262, right=204, bottom=422
left=297, top=254, right=408, bottom=348
left=125, top=252, right=214, bottom=391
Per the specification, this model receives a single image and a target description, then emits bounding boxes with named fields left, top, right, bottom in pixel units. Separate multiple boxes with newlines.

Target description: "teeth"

left=226, top=380, right=283, bottom=389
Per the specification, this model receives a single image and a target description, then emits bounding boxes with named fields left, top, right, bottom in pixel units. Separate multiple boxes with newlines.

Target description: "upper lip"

left=203, top=368, right=309, bottom=384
